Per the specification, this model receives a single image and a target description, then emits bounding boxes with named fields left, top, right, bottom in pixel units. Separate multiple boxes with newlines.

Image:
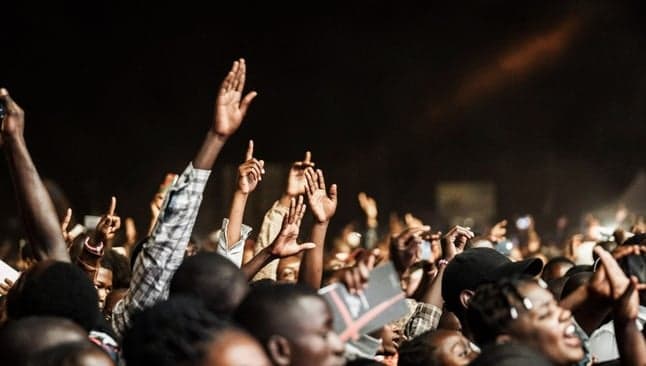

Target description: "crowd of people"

left=0, top=58, right=645, bottom=366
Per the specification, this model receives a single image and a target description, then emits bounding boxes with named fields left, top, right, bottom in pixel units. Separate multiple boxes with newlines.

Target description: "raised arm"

left=0, top=88, right=69, bottom=262
left=614, top=277, right=646, bottom=366
left=250, top=152, right=315, bottom=281
left=221, top=140, right=264, bottom=257
left=299, top=167, right=337, bottom=289
left=92, top=196, right=121, bottom=251
left=111, top=58, right=256, bottom=339
left=242, top=196, right=315, bottom=280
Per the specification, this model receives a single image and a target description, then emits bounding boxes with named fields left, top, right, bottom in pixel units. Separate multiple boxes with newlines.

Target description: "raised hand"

left=441, top=225, right=475, bottom=261
left=270, top=196, right=316, bottom=258
left=358, top=192, right=378, bottom=222
left=0, top=278, right=14, bottom=296
left=94, top=196, right=121, bottom=246
left=404, top=213, right=425, bottom=229
left=0, top=88, right=24, bottom=146
left=488, top=219, right=507, bottom=243
left=61, top=208, right=74, bottom=248
left=237, top=140, right=265, bottom=194
left=286, top=151, right=315, bottom=196
left=340, top=249, right=377, bottom=294
left=304, top=168, right=337, bottom=224
left=589, top=246, right=633, bottom=301
left=213, top=58, right=257, bottom=138
left=390, top=226, right=431, bottom=272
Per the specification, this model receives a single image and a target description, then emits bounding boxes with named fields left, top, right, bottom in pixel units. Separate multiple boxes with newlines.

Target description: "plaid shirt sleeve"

left=404, top=302, right=443, bottom=339
left=111, top=163, right=210, bottom=339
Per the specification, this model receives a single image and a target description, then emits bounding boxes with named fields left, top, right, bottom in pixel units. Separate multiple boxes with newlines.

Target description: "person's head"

left=0, top=316, right=88, bottom=365
left=277, top=255, right=301, bottom=283
left=541, top=257, right=574, bottom=282
left=560, top=271, right=592, bottom=300
left=123, top=296, right=268, bottom=366
left=27, top=341, right=114, bottom=366
left=441, top=248, right=543, bottom=320
left=6, top=260, right=101, bottom=332
left=170, top=252, right=248, bottom=317
left=564, top=264, right=593, bottom=277
left=397, top=329, right=479, bottom=366
left=467, top=276, right=584, bottom=366
left=234, top=283, right=345, bottom=366
left=92, top=263, right=113, bottom=311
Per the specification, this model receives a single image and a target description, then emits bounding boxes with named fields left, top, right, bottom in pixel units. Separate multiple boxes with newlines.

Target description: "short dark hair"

left=234, top=282, right=320, bottom=345
left=6, top=261, right=101, bottom=332
left=169, top=252, right=248, bottom=318
left=541, top=256, right=574, bottom=281
left=122, top=296, right=235, bottom=366
left=397, top=330, right=441, bottom=366
left=0, top=316, right=87, bottom=365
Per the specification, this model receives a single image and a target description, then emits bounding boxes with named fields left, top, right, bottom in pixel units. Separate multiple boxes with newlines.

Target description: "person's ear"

left=459, top=289, right=474, bottom=309
left=267, top=335, right=291, bottom=366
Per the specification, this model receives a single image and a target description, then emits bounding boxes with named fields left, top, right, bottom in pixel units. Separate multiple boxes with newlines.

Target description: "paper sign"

left=319, top=262, right=408, bottom=341
left=0, top=259, right=20, bottom=284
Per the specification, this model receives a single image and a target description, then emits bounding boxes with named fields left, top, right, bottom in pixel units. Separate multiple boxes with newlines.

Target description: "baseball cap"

left=442, top=248, right=543, bottom=313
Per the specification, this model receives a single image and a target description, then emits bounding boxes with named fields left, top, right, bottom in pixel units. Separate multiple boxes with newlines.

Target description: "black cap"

left=442, top=248, right=543, bottom=313
left=470, top=342, right=553, bottom=366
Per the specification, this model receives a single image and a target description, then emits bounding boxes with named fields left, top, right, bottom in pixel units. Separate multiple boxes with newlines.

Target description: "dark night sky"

left=2, top=1, right=646, bottom=238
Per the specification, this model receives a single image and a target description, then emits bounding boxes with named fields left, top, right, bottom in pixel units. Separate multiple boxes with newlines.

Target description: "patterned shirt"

left=111, top=163, right=210, bottom=339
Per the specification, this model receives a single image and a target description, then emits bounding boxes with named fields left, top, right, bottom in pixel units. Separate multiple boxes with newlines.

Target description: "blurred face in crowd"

left=277, top=256, right=301, bottom=283
left=431, top=330, right=479, bottom=366
left=93, top=267, right=113, bottom=310
left=201, top=329, right=270, bottom=366
left=285, top=296, right=345, bottom=366
left=506, top=282, right=584, bottom=365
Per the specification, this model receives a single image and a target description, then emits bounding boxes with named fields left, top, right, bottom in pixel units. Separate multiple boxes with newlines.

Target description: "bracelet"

left=437, top=259, right=449, bottom=267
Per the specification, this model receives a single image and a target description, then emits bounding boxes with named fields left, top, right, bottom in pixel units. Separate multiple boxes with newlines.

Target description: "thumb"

left=299, top=243, right=317, bottom=251
left=239, top=91, right=258, bottom=116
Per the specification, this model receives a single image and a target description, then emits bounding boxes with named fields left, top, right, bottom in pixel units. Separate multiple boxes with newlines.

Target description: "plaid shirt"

left=111, top=163, right=210, bottom=339
left=403, top=301, right=443, bottom=339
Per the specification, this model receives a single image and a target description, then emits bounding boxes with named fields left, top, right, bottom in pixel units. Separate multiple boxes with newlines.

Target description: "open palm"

left=271, top=196, right=316, bottom=258
left=213, top=59, right=257, bottom=137
left=304, top=168, right=337, bottom=223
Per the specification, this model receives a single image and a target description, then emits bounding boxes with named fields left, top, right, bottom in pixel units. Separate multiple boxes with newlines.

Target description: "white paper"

left=0, top=259, right=20, bottom=283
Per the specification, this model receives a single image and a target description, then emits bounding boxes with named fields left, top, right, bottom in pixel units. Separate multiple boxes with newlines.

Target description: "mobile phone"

left=420, top=240, right=432, bottom=261
left=516, top=216, right=531, bottom=230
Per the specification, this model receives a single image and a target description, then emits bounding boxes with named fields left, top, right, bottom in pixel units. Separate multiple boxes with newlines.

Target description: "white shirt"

left=213, top=218, right=252, bottom=267
left=589, top=305, right=646, bottom=363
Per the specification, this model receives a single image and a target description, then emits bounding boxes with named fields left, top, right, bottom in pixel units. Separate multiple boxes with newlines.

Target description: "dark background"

left=1, top=1, right=645, bottom=240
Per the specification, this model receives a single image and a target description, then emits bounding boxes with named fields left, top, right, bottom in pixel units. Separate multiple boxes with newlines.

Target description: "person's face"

left=94, top=267, right=113, bottom=310
left=288, top=296, right=345, bottom=366
left=202, top=330, right=271, bottom=366
left=277, top=256, right=301, bottom=283
left=432, top=330, right=479, bottom=366
left=509, top=282, right=584, bottom=365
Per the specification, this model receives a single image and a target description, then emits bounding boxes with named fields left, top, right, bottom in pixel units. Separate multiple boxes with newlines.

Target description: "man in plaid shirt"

left=111, top=58, right=258, bottom=339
